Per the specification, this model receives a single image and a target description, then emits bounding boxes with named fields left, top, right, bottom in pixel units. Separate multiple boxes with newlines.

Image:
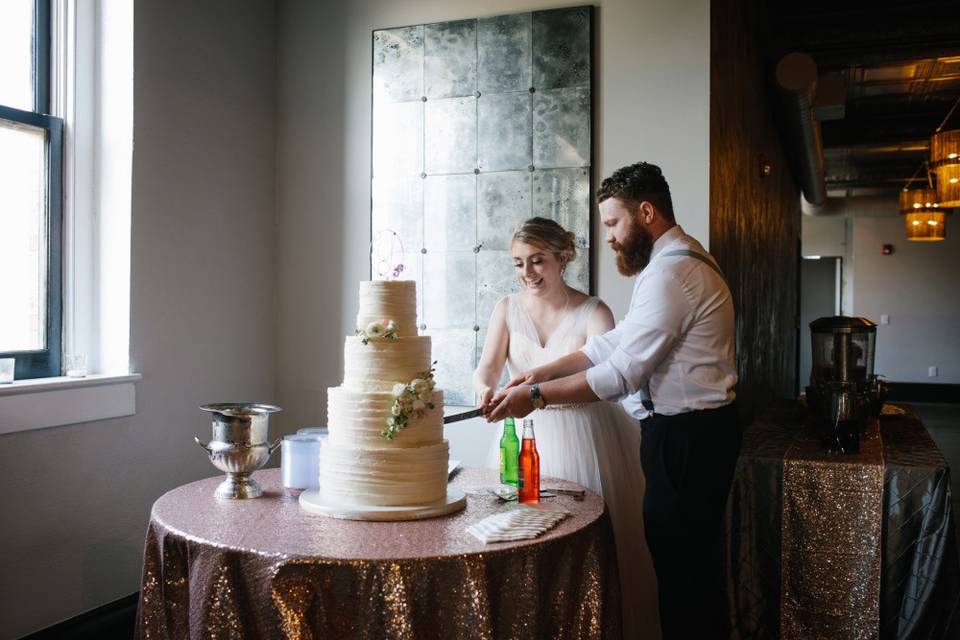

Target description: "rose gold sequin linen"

left=781, top=423, right=884, bottom=640
left=135, top=468, right=621, bottom=639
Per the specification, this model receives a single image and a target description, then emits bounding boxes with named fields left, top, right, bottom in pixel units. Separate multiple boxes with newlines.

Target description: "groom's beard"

left=613, top=219, right=654, bottom=276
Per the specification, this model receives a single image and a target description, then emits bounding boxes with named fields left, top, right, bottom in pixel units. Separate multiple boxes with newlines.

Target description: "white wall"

left=0, top=2, right=277, bottom=637
left=852, top=214, right=960, bottom=383
left=802, top=203, right=960, bottom=384
left=275, top=0, right=711, bottom=463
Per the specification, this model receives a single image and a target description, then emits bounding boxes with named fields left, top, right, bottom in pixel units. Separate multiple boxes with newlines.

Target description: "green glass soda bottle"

left=498, top=417, right=520, bottom=486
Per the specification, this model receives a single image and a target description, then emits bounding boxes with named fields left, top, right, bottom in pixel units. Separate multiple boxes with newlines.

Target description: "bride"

left=473, top=217, right=660, bottom=639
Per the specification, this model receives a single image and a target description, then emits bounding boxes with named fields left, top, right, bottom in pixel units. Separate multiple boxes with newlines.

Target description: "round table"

left=135, top=468, right=621, bottom=639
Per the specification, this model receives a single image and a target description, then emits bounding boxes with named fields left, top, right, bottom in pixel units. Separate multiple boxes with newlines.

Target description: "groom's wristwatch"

left=530, top=384, right=547, bottom=409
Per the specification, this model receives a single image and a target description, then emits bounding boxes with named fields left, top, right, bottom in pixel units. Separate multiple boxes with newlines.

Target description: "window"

left=1, top=0, right=64, bottom=379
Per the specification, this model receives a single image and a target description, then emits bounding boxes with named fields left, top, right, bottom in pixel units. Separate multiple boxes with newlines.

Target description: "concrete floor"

left=913, top=402, right=960, bottom=553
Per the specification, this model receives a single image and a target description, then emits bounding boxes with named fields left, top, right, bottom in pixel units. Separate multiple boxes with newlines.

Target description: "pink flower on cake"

left=356, top=319, right=400, bottom=345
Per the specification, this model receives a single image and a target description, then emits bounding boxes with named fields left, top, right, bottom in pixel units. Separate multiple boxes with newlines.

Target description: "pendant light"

left=929, top=96, right=960, bottom=208
left=930, top=128, right=960, bottom=208
left=899, top=186, right=945, bottom=242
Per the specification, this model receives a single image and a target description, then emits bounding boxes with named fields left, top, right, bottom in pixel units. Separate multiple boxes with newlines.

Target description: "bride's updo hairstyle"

left=512, top=217, right=577, bottom=269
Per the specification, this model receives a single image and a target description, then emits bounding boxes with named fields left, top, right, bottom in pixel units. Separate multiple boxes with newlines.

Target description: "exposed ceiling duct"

left=769, top=5, right=960, bottom=195
left=776, top=52, right=828, bottom=208
left=801, top=195, right=898, bottom=218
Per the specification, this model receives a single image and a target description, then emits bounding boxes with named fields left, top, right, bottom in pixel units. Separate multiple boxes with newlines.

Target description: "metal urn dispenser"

left=805, top=316, right=883, bottom=454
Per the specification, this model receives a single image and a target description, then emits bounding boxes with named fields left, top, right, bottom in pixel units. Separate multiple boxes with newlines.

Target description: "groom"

left=487, top=162, right=740, bottom=639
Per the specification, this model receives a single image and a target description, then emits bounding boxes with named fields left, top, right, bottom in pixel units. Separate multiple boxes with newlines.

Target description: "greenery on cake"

left=356, top=319, right=399, bottom=345
left=382, top=365, right=437, bottom=440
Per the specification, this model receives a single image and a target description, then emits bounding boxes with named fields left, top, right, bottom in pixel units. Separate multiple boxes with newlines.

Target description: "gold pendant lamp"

left=899, top=187, right=945, bottom=242
left=930, top=128, right=960, bottom=208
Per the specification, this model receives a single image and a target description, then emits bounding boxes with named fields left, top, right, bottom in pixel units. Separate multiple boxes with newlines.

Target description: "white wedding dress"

left=486, top=294, right=661, bottom=639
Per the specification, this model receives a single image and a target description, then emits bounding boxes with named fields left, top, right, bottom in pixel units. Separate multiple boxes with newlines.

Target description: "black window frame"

left=0, top=0, right=64, bottom=380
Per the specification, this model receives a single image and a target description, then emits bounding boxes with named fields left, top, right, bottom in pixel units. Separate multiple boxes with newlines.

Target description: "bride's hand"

left=477, top=386, right=494, bottom=412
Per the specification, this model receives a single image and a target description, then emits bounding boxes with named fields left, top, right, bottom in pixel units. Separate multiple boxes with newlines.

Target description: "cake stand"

left=299, top=488, right=467, bottom=521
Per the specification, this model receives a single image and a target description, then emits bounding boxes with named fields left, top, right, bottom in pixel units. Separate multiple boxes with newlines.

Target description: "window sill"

left=0, top=373, right=141, bottom=435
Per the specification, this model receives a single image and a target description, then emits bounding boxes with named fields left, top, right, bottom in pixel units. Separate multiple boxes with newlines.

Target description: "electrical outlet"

left=880, top=314, right=889, bottom=325
left=929, top=366, right=939, bottom=377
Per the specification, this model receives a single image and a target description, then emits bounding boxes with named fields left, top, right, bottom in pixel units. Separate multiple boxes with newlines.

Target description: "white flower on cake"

left=356, top=318, right=400, bottom=345
left=382, top=365, right=437, bottom=440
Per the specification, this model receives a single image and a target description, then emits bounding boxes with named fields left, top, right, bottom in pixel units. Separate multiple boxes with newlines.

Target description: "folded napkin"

left=467, top=505, right=571, bottom=543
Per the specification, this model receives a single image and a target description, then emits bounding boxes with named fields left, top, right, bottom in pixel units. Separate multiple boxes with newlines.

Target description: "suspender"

left=659, top=248, right=727, bottom=283
left=638, top=248, right=728, bottom=412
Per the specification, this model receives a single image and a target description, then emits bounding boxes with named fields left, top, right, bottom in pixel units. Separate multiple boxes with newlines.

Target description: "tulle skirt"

left=486, top=401, right=661, bottom=639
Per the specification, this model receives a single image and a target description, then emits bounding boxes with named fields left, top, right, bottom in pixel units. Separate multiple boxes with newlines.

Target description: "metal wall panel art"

left=425, top=20, right=477, bottom=99
left=531, top=168, right=590, bottom=248
left=532, top=7, right=590, bottom=90
left=422, top=251, right=476, bottom=331
left=373, top=101, right=422, bottom=179
left=425, top=97, right=477, bottom=174
left=425, top=328, right=476, bottom=406
left=477, top=171, right=531, bottom=250
left=372, top=7, right=592, bottom=405
left=424, top=174, right=476, bottom=251
left=478, top=92, right=532, bottom=172
left=372, top=176, right=423, bottom=253
left=477, top=250, right=521, bottom=333
left=477, top=14, right=532, bottom=93
left=373, top=27, right=424, bottom=103
left=533, top=88, right=591, bottom=168
left=564, top=251, right=590, bottom=294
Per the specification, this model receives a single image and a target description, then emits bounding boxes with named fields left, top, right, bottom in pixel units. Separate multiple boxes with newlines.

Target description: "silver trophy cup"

left=195, top=403, right=282, bottom=499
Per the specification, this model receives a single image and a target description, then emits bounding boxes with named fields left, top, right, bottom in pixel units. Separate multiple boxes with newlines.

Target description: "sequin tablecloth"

left=135, top=468, right=620, bottom=639
left=724, top=401, right=960, bottom=639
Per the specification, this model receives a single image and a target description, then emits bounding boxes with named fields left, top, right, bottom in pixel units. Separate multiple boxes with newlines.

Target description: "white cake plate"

left=299, top=488, right=466, bottom=521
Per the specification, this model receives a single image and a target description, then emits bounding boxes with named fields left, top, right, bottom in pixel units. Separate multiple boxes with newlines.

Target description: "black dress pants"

left=640, top=403, right=741, bottom=640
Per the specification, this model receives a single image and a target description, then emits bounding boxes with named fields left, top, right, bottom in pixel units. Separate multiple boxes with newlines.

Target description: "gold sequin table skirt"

left=135, top=468, right=620, bottom=639
left=724, top=401, right=960, bottom=639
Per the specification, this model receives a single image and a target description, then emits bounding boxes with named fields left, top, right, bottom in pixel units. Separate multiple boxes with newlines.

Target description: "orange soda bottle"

left=517, top=419, right=540, bottom=504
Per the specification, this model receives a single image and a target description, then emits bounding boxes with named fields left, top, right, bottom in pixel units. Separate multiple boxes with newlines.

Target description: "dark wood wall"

left=710, top=0, right=801, bottom=422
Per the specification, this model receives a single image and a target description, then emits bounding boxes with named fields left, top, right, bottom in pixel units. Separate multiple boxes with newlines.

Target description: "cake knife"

left=442, top=408, right=485, bottom=424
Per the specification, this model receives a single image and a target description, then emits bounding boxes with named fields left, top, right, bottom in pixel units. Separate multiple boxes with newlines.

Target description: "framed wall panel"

left=372, top=6, right=592, bottom=405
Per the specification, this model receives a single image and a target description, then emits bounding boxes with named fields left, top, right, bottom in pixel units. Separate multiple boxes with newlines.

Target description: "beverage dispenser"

left=805, top=316, right=885, bottom=453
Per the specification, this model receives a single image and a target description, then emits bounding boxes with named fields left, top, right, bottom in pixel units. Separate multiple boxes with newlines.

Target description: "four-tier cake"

left=318, top=280, right=451, bottom=507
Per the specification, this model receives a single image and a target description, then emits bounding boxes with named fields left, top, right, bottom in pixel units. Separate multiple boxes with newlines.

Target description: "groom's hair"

left=597, top=162, right=675, bottom=222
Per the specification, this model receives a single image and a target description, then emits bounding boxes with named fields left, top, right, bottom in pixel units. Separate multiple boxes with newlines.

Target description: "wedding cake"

left=319, top=280, right=449, bottom=506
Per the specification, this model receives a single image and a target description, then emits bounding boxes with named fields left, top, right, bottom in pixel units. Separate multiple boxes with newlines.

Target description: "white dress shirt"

left=582, top=225, right=737, bottom=420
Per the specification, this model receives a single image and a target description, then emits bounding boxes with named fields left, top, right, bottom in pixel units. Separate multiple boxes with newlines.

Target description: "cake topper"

left=371, top=229, right=405, bottom=280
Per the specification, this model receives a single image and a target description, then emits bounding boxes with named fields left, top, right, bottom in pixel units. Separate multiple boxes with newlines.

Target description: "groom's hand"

left=486, top=385, right=534, bottom=422
left=502, top=365, right=552, bottom=391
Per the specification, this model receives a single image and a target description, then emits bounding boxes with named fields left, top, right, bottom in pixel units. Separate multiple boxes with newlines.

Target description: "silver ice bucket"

left=194, top=403, right=282, bottom=499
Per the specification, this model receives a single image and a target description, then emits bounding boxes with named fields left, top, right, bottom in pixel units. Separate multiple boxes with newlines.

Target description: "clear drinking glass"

left=64, top=354, right=87, bottom=377
left=0, top=358, right=14, bottom=384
